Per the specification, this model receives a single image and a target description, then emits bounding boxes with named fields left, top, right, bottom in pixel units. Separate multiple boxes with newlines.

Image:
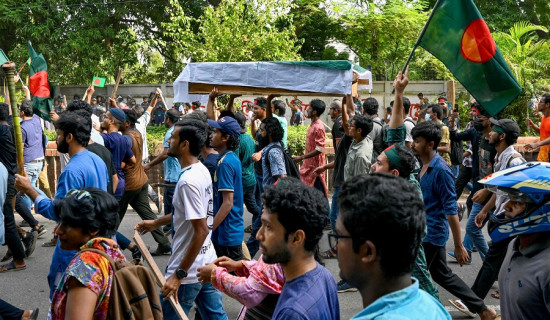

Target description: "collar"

left=514, top=234, right=550, bottom=258
left=351, top=136, right=371, bottom=150
left=354, top=279, right=419, bottom=319
left=495, top=145, right=516, bottom=163
left=427, top=153, right=442, bottom=168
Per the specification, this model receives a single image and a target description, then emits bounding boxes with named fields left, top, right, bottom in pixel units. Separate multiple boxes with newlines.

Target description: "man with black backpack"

left=259, top=117, right=288, bottom=186
left=362, top=98, right=385, bottom=160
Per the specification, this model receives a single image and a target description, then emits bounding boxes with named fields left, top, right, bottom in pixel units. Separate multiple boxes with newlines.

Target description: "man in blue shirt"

left=16, top=110, right=109, bottom=297
left=411, top=121, right=496, bottom=319
left=259, top=117, right=287, bottom=187
left=335, top=174, right=450, bottom=319
left=208, top=116, right=244, bottom=261
left=258, top=178, right=339, bottom=319
left=144, top=109, right=182, bottom=224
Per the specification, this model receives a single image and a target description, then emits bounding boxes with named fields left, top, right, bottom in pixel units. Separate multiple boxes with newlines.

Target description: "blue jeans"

left=22, top=161, right=43, bottom=209
left=462, top=202, right=489, bottom=261
left=329, top=187, right=340, bottom=231
left=164, top=182, right=176, bottom=216
left=160, top=282, right=227, bottom=320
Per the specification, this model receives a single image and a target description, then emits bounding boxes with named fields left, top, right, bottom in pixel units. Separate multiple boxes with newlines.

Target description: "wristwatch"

left=176, top=268, right=188, bottom=279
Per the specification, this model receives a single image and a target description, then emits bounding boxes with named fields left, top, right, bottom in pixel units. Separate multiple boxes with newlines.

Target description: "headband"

left=492, top=125, right=505, bottom=134
left=383, top=144, right=401, bottom=170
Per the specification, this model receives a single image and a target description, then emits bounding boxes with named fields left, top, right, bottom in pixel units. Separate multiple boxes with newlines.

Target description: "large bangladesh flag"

left=417, top=0, right=521, bottom=116
left=28, top=41, right=53, bottom=121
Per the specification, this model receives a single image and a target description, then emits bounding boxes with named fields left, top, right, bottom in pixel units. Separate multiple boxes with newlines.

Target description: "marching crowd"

left=0, top=67, right=550, bottom=320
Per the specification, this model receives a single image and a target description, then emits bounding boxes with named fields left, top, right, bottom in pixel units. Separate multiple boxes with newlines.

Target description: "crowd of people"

left=0, top=67, right=549, bottom=320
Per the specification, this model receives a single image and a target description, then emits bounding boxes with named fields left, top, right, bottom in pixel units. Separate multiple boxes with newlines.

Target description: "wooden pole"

left=110, top=68, right=123, bottom=100
left=134, top=232, right=188, bottom=320
left=2, top=62, right=25, bottom=175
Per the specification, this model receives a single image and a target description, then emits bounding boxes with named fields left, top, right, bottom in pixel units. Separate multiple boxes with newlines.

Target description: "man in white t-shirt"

left=136, top=118, right=227, bottom=320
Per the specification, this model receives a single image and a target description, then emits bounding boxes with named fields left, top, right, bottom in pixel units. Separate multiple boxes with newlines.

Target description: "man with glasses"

left=331, top=174, right=450, bottom=319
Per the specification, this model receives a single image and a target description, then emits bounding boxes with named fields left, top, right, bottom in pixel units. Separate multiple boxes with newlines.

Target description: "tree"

left=164, top=0, right=302, bottom=64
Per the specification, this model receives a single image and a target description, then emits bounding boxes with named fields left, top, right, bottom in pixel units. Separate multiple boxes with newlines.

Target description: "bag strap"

left=80, top=248, right=117, bottom=271
left=404, top=118, right=416, bottom=126
left=506, top=153, right=525, bottom=168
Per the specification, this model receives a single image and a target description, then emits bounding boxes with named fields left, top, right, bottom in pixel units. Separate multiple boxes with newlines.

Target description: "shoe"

left=34, top=225, right=47, bottom=238
left=447, top=251, right=472, bottom=265
left=19, top=220, right=30, bottom=228
left=337, top=280, right=357, bottom=293
left=1, top=249, right=12, bottom=262
left=130, top=245, right=142, bottom=264
left=458, top=203, right=466, bottom=221
left=22, top=230, right=38, bottom=258
left=244, top=225, right=253, bottom=233
left=42, top=238, right=57, bottom=247
left=448, top=299, right=476, bottom=318
left=320, top=249, right=337, bottom=259
left=23, top=307, right=39, bottom=320
left=150, top=244, right=171, bottom=256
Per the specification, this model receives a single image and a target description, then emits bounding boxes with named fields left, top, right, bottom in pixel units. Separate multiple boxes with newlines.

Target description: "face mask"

left=473, top=118, right=485, bottom=131
left=425, top=113, right=431, bottom=121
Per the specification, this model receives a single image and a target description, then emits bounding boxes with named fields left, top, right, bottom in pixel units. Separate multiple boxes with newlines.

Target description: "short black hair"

left=352, top=115, right=373, bottom=138
left=55, top=111, right=91, bottom=147
left=411, top=121, right=442, bottom=150
left=540, top=93, right=550, bottom=104
left=387, top=143, right=416, bottom=177
left=309, top=99, right=326, bottom=116
left=219, top=110, right=236, bottom=119
left=428, top=103, right=442, bottom=120
left=66, top=99, right=93, bottom=118
left=263, top=178, right=328, bottom=253
left=262, top=116, right=284, bottom=142
left=184, top=110, right=208, bottom=123
left=403, top=97, right=411, bottom=114
left=255, top=97, right=267, bottom=109
left=19, top=100, right=33, bottom=116
left=73, top=94, right=81, bottom=101
left=362, top=97, right=379, bottom=116
left=54, top=187, right=119, bottom=238
left=386, top=106, right=392, bottom=114
left=273, top=100, right=286, bottom=116
left=133, top=105, right=145, bottom=118
left=123, top=109, right=138, bottom=127
left=0, top=103, right=9, bottom=121
left=234, top=112, right=247, bottom=131
left=192, top=101, right=201, bottom=109
left=165, top=108, right=180, bottom=124
left=338, top=173, right=425, bottom=278
left=174, top=119, right=208, bottom=156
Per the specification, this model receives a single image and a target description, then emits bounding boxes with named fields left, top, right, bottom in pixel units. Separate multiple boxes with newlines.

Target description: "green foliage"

left=145, top=125, right=168, bottom=156
left=44, top=129, right=56, bottom=142
left=339, top=0, right=429, bottom=80
left=287, top=124, right=309, bottom=156
left=165, top=0, right=302, bottom=64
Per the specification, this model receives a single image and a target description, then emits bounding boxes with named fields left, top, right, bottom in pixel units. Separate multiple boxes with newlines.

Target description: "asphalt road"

left=0, top=201, right=500, bottom=319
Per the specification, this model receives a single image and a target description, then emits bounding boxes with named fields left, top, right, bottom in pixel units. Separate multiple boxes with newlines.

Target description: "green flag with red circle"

left=28, top=41, right=53, bottom=121
left=92, top=76, right=106, bottom=87
left=418, top=0, right=521, bottom=116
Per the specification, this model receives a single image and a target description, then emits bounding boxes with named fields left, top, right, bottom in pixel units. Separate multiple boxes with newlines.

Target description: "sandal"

left=22, top=308, right=39, bottom=320
left=491, top=290, right=500, bottom=299
left=320, top=249, right=337, bottom=259
left=0, top=261, right=26, bottom=273
left=1, top=249, right=12, bottom=262
left=448, top=299, right=476, bottom=318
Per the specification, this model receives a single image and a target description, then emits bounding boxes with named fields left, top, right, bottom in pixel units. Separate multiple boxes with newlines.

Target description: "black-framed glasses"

left=328, top=232, right=352, bottom=251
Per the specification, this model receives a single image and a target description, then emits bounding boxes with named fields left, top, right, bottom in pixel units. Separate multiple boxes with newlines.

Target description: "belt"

left=28, top=159, right=44, bottom=163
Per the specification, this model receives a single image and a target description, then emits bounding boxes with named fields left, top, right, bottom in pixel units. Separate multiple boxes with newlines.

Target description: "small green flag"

left=0, top=49, right=9, bottom=65
left=417, top=0, right=521, bottom=116
left=92, top=77, right=106, bottom=87
left=27, top=57, right=31, bottom=65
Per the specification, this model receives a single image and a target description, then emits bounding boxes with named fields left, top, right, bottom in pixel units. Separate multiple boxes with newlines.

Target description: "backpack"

left=80, top=248, right=163, bottom=320
left=371, top=118, right=389, bottom=150
left=265, top=142, right=300, bottom=179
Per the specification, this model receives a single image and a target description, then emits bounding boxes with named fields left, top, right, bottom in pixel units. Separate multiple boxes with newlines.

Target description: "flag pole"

left=2, top=62, right=25, bottom=175
left=392, top=0, right=442, bottom=93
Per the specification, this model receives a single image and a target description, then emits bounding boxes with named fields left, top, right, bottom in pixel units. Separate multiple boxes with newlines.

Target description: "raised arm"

left=390, top=66, right=409, bottom=129
left=341, top=93, right=354, bottom=135
left=207, top=87, right=224, bottom=120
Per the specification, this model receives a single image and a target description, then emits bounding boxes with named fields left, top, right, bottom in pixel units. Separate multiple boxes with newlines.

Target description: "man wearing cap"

left=467, top=118, right=525, bottom=301
left=207, top=116, right=245, bottom=260
left=100, top=108, right=136, bottom=199
left=145, top=108, right=182, bottom=221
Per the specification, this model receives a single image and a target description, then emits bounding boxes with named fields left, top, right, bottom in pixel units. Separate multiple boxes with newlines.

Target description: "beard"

left=261, top=243, right=291, bottom=264
left=57, top=138, right=70, bottom=153
left=258, top=134, right=270, bottom=149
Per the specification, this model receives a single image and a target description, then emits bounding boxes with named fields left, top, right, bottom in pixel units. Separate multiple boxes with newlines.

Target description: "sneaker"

left=448, top=299, right=476, bottom=318
left=447, top=251, right=472, bottom=265
left=337, top=280, right=358, bottom=293
left=458, top=203, right=466, bottom=221
left=34, top=225, right=47, bottom=239
left=19, top=220, right=31, bottom=228
left=244, top=225, right=253, bottom=233
left=130, top=245, right=142, bottom=264
left=22, top=230, right=38, bottom=258
left=150, top=244, right=171, bottom=256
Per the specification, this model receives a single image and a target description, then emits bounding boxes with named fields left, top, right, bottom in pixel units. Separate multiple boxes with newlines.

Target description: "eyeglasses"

left=328, top=232, right=353, bottom=251
left=66, top=189, right=94, bottom=203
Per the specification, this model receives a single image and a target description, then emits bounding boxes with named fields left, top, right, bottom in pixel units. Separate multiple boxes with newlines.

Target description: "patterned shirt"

left=51, top=238, right=126, bottom=320
left=300, top=119, right=327, bottom=196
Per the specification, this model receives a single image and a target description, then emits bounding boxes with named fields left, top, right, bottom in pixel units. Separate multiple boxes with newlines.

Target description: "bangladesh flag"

left=92, top=76, right=106, bottom=87
left=417, top=0, right=521, bottom=116
left=28, top=41, right=53, bottom=121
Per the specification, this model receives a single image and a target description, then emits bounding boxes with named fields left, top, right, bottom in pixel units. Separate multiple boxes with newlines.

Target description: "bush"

left=44, top=129, right=56, bottom=142
left=287, top=125, right=309, bottom=156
